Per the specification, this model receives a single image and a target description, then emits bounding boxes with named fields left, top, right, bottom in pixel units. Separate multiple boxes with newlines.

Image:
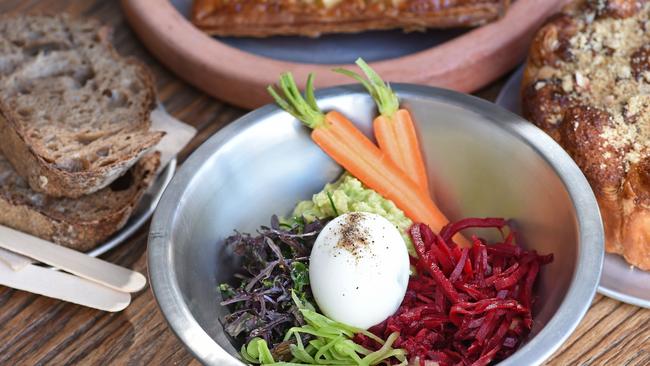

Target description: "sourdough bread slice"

left=0, top=152, right=160, bottom=251
left=0, top=15, right=164, bottom=198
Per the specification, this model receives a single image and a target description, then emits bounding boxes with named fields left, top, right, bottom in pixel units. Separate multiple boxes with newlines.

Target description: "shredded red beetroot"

left=354, top=218, right=553, bottom=366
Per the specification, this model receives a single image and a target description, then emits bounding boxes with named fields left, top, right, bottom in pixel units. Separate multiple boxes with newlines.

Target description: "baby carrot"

left=335, top=58, right=431, bottom=196
left=268, top=73, right=469, bottom=247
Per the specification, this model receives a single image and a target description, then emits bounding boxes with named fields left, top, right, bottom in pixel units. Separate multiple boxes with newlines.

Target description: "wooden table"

left=0, top=1, right=648, bottom=365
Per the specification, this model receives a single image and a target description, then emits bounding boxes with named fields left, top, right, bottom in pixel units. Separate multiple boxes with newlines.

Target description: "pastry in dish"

left=522, top=0, right=650, bottom=270
left=191, top=0, right=510, bottom=38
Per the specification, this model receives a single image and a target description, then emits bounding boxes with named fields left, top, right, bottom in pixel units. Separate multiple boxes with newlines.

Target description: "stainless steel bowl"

left=149, top=85, right=604, bottom=365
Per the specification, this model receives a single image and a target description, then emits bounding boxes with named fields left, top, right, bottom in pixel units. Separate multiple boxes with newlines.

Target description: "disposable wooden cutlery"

left=0, top=260, right=131, bottom=312
left=0, top=225, right=146, bottom=293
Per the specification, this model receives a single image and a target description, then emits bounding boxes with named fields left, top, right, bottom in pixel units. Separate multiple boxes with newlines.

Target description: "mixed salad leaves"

left=219, top=216, right=326, bottom=354
left=220, top=216, right=406, bottom=365
left=218, top=59, right=553, bottom=366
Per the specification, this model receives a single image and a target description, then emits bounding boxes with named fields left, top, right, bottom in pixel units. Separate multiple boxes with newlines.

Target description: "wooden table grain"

left=0, top=1, right=648, bottom=365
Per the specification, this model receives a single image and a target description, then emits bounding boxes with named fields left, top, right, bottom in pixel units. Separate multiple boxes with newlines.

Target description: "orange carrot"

left=268, top=73, right=469, bottom=247
left=375, top=110, right=429, bottom=193
left=335, top=58, right=430, bottom=195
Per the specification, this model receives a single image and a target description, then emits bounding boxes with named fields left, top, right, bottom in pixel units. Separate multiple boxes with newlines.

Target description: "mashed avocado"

left=291, top=173, right=415, bottom=255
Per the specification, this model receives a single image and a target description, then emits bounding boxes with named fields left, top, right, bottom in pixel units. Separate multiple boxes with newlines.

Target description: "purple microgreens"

left=218, top=216, right=329, bottom=360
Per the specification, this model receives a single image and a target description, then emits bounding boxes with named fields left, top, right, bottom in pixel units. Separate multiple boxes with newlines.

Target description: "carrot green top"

left=267, top=73, right=326, bottom=129
left=334, top=58, right=399, bottom=119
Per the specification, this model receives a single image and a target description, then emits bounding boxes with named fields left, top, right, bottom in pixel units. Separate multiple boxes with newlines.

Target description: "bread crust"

left=522, top=0, right=650, bottom=269
left=0, top=152, right=160, bottom=251
left=0, top=111, right=162, bottom=199
left=191, top=0, right=510, bottom=37
left=0, top=15, right=163, bottom=198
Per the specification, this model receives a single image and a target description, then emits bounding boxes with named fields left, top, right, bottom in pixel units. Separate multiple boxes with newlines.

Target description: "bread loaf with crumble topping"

left=522, top=0, right=650, bottom=270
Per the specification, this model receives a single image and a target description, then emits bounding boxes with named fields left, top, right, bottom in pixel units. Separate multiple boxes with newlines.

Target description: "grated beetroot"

left=354, top=218, right=553, bottom=366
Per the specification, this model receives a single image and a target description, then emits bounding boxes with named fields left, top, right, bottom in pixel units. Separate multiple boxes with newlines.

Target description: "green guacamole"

left=291, top=173, right=415, bottom=255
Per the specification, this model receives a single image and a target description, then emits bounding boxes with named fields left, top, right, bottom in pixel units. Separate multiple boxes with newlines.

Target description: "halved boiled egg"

left=309, top=212, right=410, bottom=329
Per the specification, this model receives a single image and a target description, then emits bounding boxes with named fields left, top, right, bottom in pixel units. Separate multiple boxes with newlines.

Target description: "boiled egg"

left=309, top=212, right=410, bottom=329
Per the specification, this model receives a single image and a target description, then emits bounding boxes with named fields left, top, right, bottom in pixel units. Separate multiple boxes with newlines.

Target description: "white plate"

left=496, top=66, right=650, bottom=308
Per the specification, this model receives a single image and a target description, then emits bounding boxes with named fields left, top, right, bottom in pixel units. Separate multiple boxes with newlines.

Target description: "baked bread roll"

left=191, top=0, right=510, bottom=38
left=522, top=0, right=650, bottom=270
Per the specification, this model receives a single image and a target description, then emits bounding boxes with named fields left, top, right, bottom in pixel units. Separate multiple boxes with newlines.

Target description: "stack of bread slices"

left=0, top=15, right=165, bottom=251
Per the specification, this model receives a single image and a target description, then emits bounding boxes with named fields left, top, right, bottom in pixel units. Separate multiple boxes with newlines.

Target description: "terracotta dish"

left=122, top=0, right=569, bottom=109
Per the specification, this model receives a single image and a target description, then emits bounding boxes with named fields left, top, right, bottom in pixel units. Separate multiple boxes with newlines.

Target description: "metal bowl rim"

left=148, top=83, right=604, bottom=366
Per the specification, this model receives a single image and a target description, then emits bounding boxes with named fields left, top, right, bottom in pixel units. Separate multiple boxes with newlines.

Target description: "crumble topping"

left=545, top=2, right=650, bottom=171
